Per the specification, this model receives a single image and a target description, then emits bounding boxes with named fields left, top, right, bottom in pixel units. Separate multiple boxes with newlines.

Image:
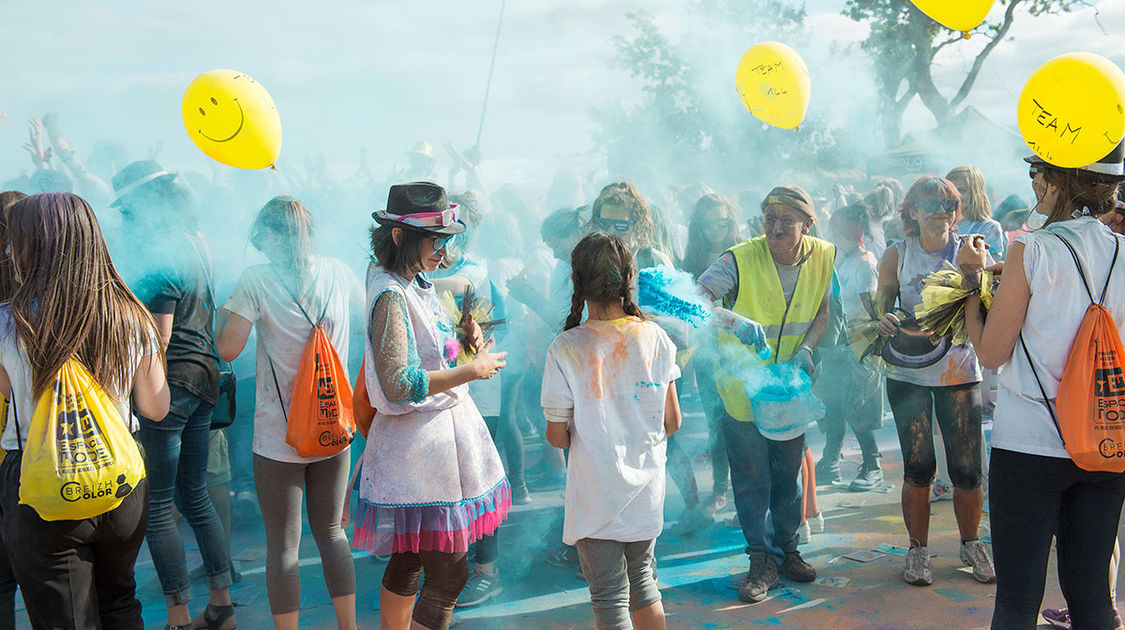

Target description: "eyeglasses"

left=431, top=232, right=465, bottom=252
left=1029, top=165, right=1045, bottom=179
left=593, top=217, right=635, bottom=233
left=763, top=215, right=802, bottom=230
left=918, top=199, right=959, bottom=215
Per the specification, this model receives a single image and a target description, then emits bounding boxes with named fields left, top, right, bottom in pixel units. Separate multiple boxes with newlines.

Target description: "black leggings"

left=886, top=379, right=982, bottom=490
left=990, top=448, right=1125, bottom=630
left=382, top=550, right=469, bottom=629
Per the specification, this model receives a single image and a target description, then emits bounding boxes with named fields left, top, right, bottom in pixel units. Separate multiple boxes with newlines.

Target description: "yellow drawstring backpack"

left=12, top=359, right=145, bottom=520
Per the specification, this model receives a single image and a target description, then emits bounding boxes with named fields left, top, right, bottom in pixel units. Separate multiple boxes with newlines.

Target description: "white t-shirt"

left=541, top=316, right=681, bottom=545
left=0, top=306, right=155, bottom=450
left=222, top=257, right=359, bottom=463
left=994, top=218, right=1125, bottom=459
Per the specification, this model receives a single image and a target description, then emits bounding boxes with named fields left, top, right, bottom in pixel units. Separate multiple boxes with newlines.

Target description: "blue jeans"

left=722, top=413, right=805, bottom=562
left=138, top=385, right=232, bottom=606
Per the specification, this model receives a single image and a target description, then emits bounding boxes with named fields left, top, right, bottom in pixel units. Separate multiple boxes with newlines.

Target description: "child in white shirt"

left=541, top=232, right=682, bottom=630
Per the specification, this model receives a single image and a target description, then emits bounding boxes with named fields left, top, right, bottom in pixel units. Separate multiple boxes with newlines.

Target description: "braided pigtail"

left=617, top=238, right=645, bottom=320
left=564, top=274, right=585, bottom=331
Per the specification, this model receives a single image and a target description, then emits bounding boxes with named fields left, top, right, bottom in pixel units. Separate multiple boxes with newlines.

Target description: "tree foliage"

left=843, top=0, right=1080, bottom=148
left=593, top=4, right=855, bottom=196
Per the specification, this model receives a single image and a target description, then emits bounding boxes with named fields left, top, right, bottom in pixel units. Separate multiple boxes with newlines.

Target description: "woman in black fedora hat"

left=354, top=182, right=510, bottom=630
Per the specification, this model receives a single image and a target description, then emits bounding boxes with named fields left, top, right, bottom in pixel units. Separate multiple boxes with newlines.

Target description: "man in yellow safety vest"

left=698, top=185, right=835, bottom=603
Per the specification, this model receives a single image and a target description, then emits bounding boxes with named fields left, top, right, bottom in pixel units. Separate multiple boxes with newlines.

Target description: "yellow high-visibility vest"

left=715, top=235, right=836, bottom=422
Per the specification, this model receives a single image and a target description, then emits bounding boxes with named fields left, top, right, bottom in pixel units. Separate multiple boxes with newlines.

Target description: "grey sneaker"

left=849, top=461, right=884, bottom=492
left=815, top=456, right=842, bottom=485
left=903, top=545, right=933, bottom=586
left=738, top=552, right=779, bottom=603
left=455, top=568, right=502, bottom=608
left=959, top=539, right=996, bottom=584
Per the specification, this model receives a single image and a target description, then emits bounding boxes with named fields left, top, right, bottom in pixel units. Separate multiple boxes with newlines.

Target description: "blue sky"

left=0, top=0, right=1120, bottom=188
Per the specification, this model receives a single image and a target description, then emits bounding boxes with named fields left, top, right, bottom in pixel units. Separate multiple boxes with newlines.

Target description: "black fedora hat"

left=110, top=160, right=178, bottom=207
left=372, top=181, right=465, bottom=236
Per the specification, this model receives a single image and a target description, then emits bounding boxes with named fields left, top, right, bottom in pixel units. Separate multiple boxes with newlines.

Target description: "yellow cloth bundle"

left=914, top=262, right=994, bottom=346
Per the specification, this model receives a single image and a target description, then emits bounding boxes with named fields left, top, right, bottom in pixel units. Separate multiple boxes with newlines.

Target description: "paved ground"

left=13, top=405, right=1109, bottom=629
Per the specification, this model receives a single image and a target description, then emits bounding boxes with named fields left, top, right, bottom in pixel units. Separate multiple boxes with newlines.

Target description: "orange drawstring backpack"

left=267, top=276, right=355, bottom=457
left=1022, top=233, right=1125, bottom=472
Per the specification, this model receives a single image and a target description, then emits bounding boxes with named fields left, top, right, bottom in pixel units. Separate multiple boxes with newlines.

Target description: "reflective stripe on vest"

left=714, top=235, right=836, bottom=422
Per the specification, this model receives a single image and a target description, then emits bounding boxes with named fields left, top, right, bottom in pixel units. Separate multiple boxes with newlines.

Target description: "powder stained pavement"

left=14, top=403, right=1105, bottom=629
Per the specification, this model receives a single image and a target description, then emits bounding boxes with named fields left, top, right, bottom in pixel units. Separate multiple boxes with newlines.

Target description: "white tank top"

left=994, top=218, right=1125, bottom=458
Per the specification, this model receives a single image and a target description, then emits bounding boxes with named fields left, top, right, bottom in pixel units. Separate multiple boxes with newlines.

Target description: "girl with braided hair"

left=541, top=232, right=682, bottom=630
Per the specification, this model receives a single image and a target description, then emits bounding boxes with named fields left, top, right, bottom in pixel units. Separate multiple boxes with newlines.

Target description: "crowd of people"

left=0, top=112, right=1123, bottom=630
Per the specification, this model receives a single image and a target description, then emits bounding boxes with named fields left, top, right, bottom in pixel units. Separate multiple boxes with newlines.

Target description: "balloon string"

left=268, top=165, right=371, bottom=256
left=1075, top=0, right=1107, bottom=36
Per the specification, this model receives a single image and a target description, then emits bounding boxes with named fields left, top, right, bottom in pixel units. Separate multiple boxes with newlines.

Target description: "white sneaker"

left=959, top=539, right=996, bottom=584
left=809, top=511, right=824, bottom=534
left=797, top=520, right=811, bottom=545
left=903, top=546, right=933, bottom=586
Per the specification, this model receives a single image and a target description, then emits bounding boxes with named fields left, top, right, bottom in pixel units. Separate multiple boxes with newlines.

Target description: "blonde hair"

left=591, top=181, right=655, bottom=250
left=253, top=196, right=315, bottom=279
left=946, top=165, right=992, bottom=222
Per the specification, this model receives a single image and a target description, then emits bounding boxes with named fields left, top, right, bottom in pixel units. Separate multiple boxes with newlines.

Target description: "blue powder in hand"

left=637, top=266, right=713, bottom=328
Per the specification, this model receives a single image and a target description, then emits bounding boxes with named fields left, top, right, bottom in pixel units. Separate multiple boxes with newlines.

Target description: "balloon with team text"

left=1017, top=53, right=1125, bottom=169
left=911, top=0, right=994, bottom=36
left=735, top=42, right=810, bottom=131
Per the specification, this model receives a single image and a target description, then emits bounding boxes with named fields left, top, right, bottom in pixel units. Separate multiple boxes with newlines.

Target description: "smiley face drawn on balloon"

left=195, top=95, right=245, bottom=143
left=182, top=69, right=283, bottom=169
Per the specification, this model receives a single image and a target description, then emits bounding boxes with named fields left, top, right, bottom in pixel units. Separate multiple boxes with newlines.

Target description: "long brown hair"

left=7, top=193, right=162, bottom=398
left=0, top=191, right=27, bottom=302
left=682, top=193, right=743, bottom=278
left=252, top=196, right=314, bottom=278
left=1041, top=169, right=1119, bottom=227
left=565, top=232, right=644, bottom=331
left=591, top=182, right=656, bottom=250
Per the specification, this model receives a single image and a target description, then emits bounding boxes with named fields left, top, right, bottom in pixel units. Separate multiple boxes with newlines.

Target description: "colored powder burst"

left=637, top=266, right=713, bottom=328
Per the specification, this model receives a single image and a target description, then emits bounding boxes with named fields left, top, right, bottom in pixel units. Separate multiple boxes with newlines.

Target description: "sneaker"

left=455, top=568, right=502, bottom=608
left=797, top=520, right=811, bottom=545
left=232, top=490, right=261, bottom=523
left=849, top=461, right=884, bottom=492
left=815, top=456, right=842, bottom=485
left=1116, top=608, right=1123, bottom=630
left=959, top=540, right=996, bottom=584
left=903, top=546, right=933, bottom=586
left=738, top=553, right=779, bottom=603
left=780, top=551, right=816, bottom=582
left=511, top=483, right=532, bottom=505
left=808, top=511, right=824, bottom=534
left=1041, top=608, right=1070, bottom=629
left=931, top=479, right=953, bottom=502
left=670, top=504, right=712, bottom=536
left=545, top=545, right=581, bottom=568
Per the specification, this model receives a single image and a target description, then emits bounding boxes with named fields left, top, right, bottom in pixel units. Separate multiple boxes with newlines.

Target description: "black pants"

left=990, top=448, right=1125, bottom=630
left=886, top=379, right=982, bottom=489
left=0, top=510, right=17, bottom=630
left=0, top=451, right=148, bottom=630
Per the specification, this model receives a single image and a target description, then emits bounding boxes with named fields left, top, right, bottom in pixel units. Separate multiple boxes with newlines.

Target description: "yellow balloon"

left=911, top=0, right=995, bottom=34
left=1017, top=53, right=1125, bottom=169
left=735, top=42, right=810, bottom=130
left=182, top=69, right=281, bottom=169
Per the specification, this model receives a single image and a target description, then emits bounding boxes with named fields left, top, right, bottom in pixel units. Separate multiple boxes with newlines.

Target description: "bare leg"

left=331, top=594, right=358, bottom=630
left=952, top=486, right=984, bottom=542
left=902, top=482, right=932, bottom=547
left=380, top=586, right=414, bottom=630
left=632, top=601, right=667, bottom=630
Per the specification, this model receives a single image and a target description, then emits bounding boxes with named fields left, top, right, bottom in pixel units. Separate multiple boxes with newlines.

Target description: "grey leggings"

left=253, top=451, right=355, bottom=615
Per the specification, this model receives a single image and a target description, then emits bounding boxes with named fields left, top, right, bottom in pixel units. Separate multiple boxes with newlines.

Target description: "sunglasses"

left=594, top=217, right=635, bottom=233
left=918, top=199, right=959, bottom=215
left=1029, top=165, right=1045, bottom=179
left=431, top=232, right=465, bottom=252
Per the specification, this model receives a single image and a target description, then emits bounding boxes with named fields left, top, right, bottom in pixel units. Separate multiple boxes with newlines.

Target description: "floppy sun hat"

left=110, top=159, right=178, bottom=207
left=373, top=181, right=465, bottom=236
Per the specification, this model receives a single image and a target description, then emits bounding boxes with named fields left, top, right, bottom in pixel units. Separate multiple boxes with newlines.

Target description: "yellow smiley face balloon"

left=182, top=69, right=281, bottom=169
